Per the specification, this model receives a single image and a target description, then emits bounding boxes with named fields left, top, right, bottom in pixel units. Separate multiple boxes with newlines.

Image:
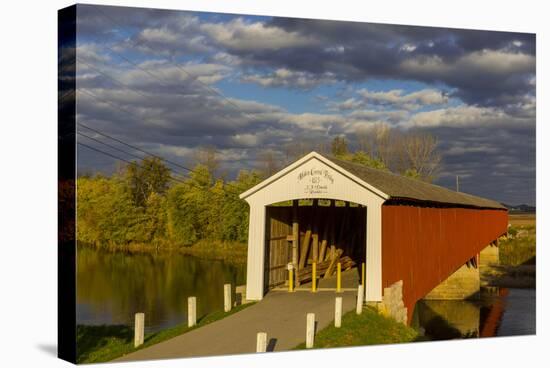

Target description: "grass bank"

left=481, top=264, right=535, bottom=288
left=77, top=302, right=255, bottom=363
left=481, top=217, right=536, bottom=288
left=77, top=240, right=248, bottom=264
left=294, top=306, right=422, bottom=350
left=178, top=240, right=247, bottom=264
left=500, top=225, right=536, bottom=266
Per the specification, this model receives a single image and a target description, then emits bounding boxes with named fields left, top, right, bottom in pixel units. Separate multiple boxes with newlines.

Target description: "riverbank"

left=77, top=240, right=248, bottom=264
left=178, top=240, right=248, bottom=263
left=77, top=302, right=255, bottom=363
left=481, top=264, right=535, bottom=288
left=499, top=225, right=536, bottom=266
left=481, top=217, right=536, bottom=289
left=294, top=306, right=422, bottom=350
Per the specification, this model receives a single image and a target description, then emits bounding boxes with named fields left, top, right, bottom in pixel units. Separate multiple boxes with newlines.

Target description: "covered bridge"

left=239, top=152, right=508, bottom=322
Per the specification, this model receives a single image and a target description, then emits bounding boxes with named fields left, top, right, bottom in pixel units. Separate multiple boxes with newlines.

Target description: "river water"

left=412, top=288, right=536, bottom=339
left=76, top=247, right=246, bottom=333
left=77, top=247, right=535, bottom=338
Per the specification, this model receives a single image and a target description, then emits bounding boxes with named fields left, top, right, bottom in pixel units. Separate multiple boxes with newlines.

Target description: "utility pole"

left=456, top=175, right=460, bottom=192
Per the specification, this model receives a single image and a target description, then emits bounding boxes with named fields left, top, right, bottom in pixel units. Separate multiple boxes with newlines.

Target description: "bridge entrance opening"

left=264, top=199, right=366, bottom=292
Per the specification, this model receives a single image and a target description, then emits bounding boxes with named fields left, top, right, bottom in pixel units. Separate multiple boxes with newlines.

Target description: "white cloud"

left=130, top=15, right=212, bottom=55
left=445, top=143, right=499, bottom=156
left=324, top=45, right=345, bottom=54
left=242, top=68, right=337, bottom=89
left=77, top=43, right=112, bottom=63
left=154, top=144, right=195, bottom=158
left=348, top=109, right=410, bottom=122
left=400, top=43, right=417, bottom=52
left=211, top=52, right=242, bottom=66
left=279, top=113, right=345, bottom=132
left=139, top=27, right=179, bottom=44
left=200, top=17, right=317, bottom=51
left=458, top=49, right=534, bottom=74
left=231, top=133, right=261, bottom=147
left=331, top=97, right=363, bottom=111
left=116, top=60, right=232, bottom=87
left=406, top=105, right=532, bottom=128
left=401, top=49, right=535, bottom=78
left=357, top=88, right=448, bottom=110
left=512, top=40, right=523, bottom=47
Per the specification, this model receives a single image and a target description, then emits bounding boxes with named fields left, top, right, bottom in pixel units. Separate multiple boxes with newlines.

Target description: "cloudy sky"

left=73, top=4, right=536, bottom=205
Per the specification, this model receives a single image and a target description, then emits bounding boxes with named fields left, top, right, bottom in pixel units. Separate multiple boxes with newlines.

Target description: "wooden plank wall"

left=381, top=205, right=508, bottom=322
left=265, top=204, right=366, bottom=289
left=265, top=206, right=292, bottom=288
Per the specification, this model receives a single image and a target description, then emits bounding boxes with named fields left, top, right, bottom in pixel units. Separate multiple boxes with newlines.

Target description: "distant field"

left=500, top=213, right=536, bottom=268
left=508, top=213, right=536, bottom=227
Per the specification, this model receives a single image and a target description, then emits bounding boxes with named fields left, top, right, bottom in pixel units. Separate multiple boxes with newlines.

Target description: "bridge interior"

left=264, top=199, right=366, bottom=292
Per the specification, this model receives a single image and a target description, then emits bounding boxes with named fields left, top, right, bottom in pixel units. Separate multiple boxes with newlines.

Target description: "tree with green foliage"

left=331, top=136, right=348, bottom=157
left=77, top=175, right=154, bottom=247
left=125, top=156, right=171, bottom=207
left=403, top=168, right=421, bottom=180
left=332, top=148, right=388, bottom=171
left=77, top=156, right=263, bottom=250
left=219, top=170, right=263, bottom=242
left=349, top=151, right=387, bottom=170
left=165, top=165, right=212, bottom=245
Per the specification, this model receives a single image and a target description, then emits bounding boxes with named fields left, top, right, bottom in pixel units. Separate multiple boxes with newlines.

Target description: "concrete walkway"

left=115, top=289, right=358, bottom=362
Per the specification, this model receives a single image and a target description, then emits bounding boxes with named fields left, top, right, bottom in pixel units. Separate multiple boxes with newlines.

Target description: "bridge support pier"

left=378, top=280, right=408, bottom=324
left=424, top=258, right=480, bottom=300
left=479, top=240, right=499, bottom=268
left=424, top=241, right=499, bottom=300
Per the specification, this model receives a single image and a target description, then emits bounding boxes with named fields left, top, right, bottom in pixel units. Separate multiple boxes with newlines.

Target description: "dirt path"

left=115, top=289, right=357, bottom=362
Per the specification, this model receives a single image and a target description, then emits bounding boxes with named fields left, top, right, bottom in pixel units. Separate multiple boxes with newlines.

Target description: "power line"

left=77, top=131, right=183, bottom=179
left=77, top=8, right=258, bottom=168
left=75, top=7, right=257, bottom=196
left=79, top=125, right=244, bottom=196
left=78, top=88, right=147, bottom=124
left=75, top=50, right=252, bottom=195
left=78, top=142, right=242, bottom=199
left=78, top=131, right=194, bottom=181
left=76, top=56, right=152, bottom=100
left=79, top=131, right=146, bottom=161
left=75, top=58, right=228, bottom=160
left=59, top=89, right=75, bottom=102
left=84, top=39, right=196, bottom=102
left=76, top=48, right=241, bottom=156
left=79, top=123, right=245, bottom=196
left=77, top=76, right=226, bottom=159
left=78, top=141, right=185, bottom=184
left=77, top=88, right=246, bottom=195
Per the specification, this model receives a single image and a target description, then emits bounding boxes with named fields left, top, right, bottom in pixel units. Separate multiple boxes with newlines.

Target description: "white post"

left=356, top=285, right=364, bottom=315
left=335, top=297, right=343, bottom=328
left=366, top=203, right=383, bottom=302
left=134, top=313, right=144, bottom=348
left=188, top=296, right=197, bottom=327
left=245, top=204, right=266, bottom=300
left=224, top=284, right=232, bottom=312
left=256, top=332, right=267, bottom=352
left=306, top=313, right=315, bottom=349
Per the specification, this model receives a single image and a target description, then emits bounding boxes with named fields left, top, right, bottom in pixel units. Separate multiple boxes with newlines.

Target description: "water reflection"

left=76, top=247, right=246, bottom=333
left=412, top=288, right=536, bottom=339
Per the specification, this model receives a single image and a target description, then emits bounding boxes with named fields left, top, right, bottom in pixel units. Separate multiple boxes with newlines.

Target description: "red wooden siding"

left=381, top=205, right=508, bottom=322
